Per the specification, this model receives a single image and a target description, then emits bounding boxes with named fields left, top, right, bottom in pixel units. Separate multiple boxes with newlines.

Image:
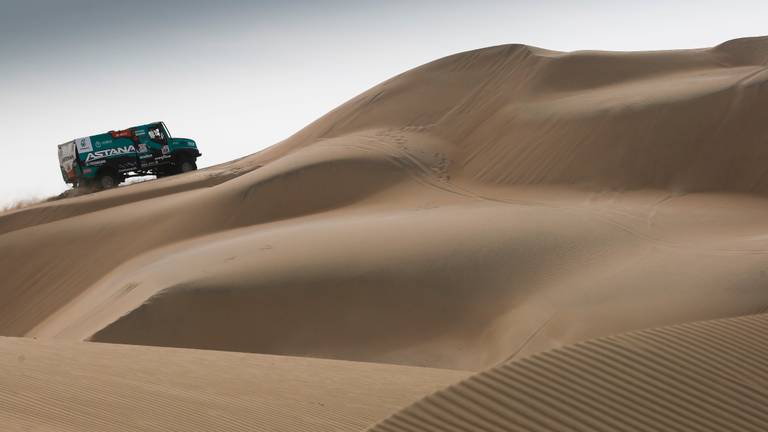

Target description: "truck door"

left=146, top=123, right=170, bottom=164
left=135, top=131, right=154, bottom=169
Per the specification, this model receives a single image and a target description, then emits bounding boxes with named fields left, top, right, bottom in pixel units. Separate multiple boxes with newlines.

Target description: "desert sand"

left=0, top=336, right=466, bottom=431
left=371, top=313, right=768, bottom=431
left=2, top=36, right=768, bottom=430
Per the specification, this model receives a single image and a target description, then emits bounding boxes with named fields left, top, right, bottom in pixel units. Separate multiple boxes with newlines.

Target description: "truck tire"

left=178, top=157, right=197, bottom=174
left=97, top=169, right=120, bottom=189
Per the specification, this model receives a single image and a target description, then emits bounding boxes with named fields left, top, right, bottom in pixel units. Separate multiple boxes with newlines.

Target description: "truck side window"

left=148, top=126, right=166, bottom=143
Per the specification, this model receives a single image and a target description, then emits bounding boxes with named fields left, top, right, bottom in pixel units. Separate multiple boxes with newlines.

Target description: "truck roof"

left=71, top=121, right=169, bottom=143
left=105, top=121, right=166, bottom=134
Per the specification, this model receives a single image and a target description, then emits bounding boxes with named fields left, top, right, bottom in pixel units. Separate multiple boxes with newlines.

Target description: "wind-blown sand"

left=2, top=36, right=768, bottom=430
left=371, top=313, right=768, bottom=432
left=0, top=336, right=466, bottom=431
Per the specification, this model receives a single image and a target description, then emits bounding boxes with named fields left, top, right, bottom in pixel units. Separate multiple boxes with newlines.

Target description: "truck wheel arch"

left=172, top=150, right=199, bottom=173
left=173, top=149, right=198, bottom=161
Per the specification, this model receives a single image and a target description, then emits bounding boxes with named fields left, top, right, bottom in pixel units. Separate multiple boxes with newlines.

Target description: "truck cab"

left=58, top=122, right=201, bottom=189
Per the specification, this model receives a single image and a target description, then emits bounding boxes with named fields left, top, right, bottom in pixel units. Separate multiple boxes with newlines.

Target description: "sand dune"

left=3, top=37, right=768, bottom=373
left=0, top=336, right=467, bottom=432
left=370, top=312, right=768, bottom=432
left=0, top=158, right=260, bottom=236
left=25, top=189, right=768, bottom=371
left=3, top=35, right=768, bottom=432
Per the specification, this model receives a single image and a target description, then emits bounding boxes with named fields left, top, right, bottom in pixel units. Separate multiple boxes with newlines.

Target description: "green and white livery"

left=58, top=122, right=201, bottom=189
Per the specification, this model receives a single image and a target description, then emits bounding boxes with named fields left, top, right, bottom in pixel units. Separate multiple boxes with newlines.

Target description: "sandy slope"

left=3, top=37, right=768, bottom=372
left=0, top=336, right=467, bottom=432
left=26, top=189, right=768, bottom=371
left=370, top=312, right=768, bottom=432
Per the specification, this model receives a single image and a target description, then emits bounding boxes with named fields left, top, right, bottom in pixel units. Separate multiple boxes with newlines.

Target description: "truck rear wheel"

left=97, top=169, right=120, bottom=189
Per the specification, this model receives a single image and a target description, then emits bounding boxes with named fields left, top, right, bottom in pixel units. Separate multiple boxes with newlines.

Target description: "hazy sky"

left=1, top=0, right=766, bottom=206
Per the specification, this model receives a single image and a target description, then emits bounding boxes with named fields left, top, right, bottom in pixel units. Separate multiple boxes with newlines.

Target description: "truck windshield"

left=161, top=122, right=171, bottom=138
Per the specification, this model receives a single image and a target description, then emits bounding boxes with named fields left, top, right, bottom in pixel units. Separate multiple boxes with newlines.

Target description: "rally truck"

left=57, top=121, right=201, bottom=189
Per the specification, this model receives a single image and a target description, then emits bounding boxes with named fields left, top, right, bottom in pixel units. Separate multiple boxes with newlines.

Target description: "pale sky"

left=1, top=0, right=766, bottom=206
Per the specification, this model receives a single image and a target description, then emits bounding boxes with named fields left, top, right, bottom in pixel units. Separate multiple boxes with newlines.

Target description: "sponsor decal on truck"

left=76, top=136, right=93, bottom=153
left=84, top=145, right=138, bottom=163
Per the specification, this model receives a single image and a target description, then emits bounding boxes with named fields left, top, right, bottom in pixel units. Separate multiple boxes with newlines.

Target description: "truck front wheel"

left=178, top=157, right=197, bottom=174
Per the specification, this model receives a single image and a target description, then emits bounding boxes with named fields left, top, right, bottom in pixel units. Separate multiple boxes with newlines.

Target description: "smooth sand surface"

left=0, top=336, right=467, bottom=432
left=2, top=36, right=768, bottom=430
left=370, top=312, right=768, bottom=432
